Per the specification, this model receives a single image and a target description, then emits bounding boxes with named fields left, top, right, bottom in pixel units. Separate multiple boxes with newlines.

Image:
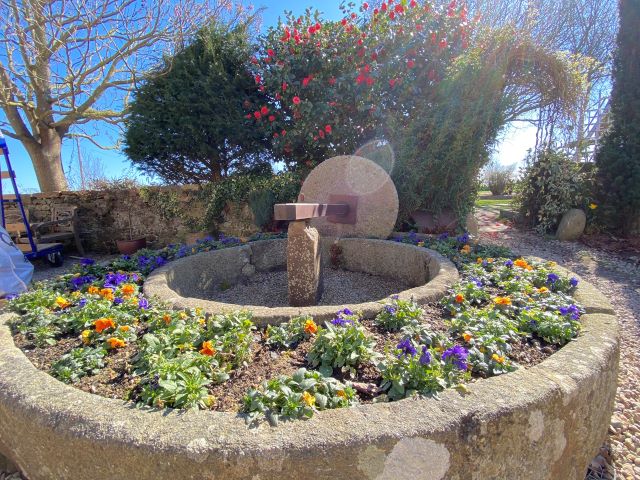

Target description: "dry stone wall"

left=4, top=186, right=259, bottom=253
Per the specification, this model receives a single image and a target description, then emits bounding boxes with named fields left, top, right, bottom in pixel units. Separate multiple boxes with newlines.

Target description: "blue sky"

left=1, top=0, right=534, bottom=193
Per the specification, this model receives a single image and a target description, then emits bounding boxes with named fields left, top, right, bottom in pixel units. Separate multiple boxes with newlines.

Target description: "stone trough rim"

left=0, top=259, right=619, bottom=479
left=143, top=238, right=460, bottom=325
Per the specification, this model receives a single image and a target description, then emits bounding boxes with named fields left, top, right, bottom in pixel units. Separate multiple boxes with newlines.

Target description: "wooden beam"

left=274, top=203, right=349, bottom=221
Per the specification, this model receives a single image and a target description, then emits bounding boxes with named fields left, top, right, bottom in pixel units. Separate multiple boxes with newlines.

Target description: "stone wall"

left=3, top=186, right=260, bottom=253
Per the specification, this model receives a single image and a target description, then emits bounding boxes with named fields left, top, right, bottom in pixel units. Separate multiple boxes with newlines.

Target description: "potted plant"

left=116, top=210, right=147, bottom=255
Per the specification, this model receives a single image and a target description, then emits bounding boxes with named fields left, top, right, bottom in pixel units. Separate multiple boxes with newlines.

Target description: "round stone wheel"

left=300, top=155, right=399, bottom=239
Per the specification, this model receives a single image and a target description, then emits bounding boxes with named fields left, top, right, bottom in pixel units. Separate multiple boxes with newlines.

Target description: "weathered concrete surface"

left=300, top=155, right=399, bottom=239
left=144, top=239, right=458, bottom=325
left=287, top=221, right=322, bottom=307
left=0, top=298, right=619, bottom=479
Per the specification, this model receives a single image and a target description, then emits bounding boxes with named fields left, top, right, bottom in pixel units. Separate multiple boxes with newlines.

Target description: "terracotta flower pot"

left=116, top=237, right=147, bottom=255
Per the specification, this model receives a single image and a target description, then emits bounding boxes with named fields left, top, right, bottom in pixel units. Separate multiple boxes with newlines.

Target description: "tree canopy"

left=124, top=20, right=270, bottom=184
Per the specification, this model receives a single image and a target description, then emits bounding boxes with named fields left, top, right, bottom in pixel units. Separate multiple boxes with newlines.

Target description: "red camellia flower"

left=245, top=114, right=252, bottom=119
left=251, top=56, right=258, bottom=64
left=260, top=106, right=269, bottom=115
left=269, top=115, right=276, bottom=122
left=407, top=59, right=415, bottom=68
left=308, top=26, right=315, bottom=34
left=254, top=111, right=261, bottom=120
left=439, top=38, right=447, bottom=48
left=341, top=18, right=348, bottom=26
left=328, top=77, right=336, bottom=85
left=282, top=82, right=288, bottom=91
left=275, top=93, right=281, bottom=100
left=302, top=76, right=312, bottom=87
left=254, top=75, right=261, bottom=84
left=315, top=22, right=321, bottom=30
left=416, top=23, right=423, bottom=31
left=293, top=96, right=301, bottom=105
left=281, top=130, right=287, bottom=136
left=363, top=2, right=369, bottom=9
left=395, top=4, right=403, bottom=13
left=351, top=12, right=357, bottom=19
left=371, top=52, right=378, bottom=61
left=381, top=2, right=387, bottom=12
left=319, top=129, right=325, bottom=139
left=358, top=38, right=363, bottom=45
left=389, top=78, right=396, bottom=87
left=373, top=7, right=379, bottom=14
left=325, top=125, right=332, bottom=133
left=431, top=32, right=437, bottom=44
left=389, top=11, right=395, bottom=19
left=267, top=49, right=275, bottom=57
left=410, top=0, right=417, bottom=7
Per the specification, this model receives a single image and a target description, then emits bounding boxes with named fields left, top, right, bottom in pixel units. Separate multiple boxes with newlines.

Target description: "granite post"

left=287, top=220, right=322, bottom=306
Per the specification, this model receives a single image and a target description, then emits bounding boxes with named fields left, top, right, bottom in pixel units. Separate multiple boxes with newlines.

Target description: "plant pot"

left=116, top=237, right=147, bottom=255
left=184, top=231, right=210, bottom=245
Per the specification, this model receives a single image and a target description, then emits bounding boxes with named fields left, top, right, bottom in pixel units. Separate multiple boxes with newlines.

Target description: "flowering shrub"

left=249, top=0, right=472, bottom=171
left=243, top=368, right=356, bottom=425
left=378, top=340, right=469, bottom=400
left=307, top=310, right=377, bottom=376
left=265, top=315, right=318, bottom=349
left=374, top=296, right=424, bottom=331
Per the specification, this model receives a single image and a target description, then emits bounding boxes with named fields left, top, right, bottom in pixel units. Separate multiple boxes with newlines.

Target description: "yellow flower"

left=302, top=391, right=316, bottom=407
left=494, top=296, right=512, bottom=306
left=71, top=291, right=81, bottom=298
left=460, top=244, right=471, bottom=254
left=492, top=353, right=505, bottom=364
left=547, top=261, right=557, bottom=267
left=417, top=241, right=425, bottom=247
left=119, top=325, right=130, bottom=332
left=87, top=286, right=100, bottom=295
left=537, top=287, right=549, bottom=294
left=198, top=317, right=206, bottom=326
left=487, top=258, right=494, bottom=263
left=55, top=296, right=71, bottom=309
left=81, top=330, right=92, bottom=345
left=179, top=312, right=188, bottom=320
left=336, top=390, right=347, bottom=399
left=107, top=337, right=126, bottom=349
left=589, top=203, right=597, bottom=210
left=462, top=333, right=473, bottom=343
left=476, top=257, right=483, bottom=264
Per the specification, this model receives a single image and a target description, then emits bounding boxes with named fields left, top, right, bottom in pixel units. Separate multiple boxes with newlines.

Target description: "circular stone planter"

left=0, top=266, right=619, bottom=480
left=143, top=238, right=459, bottom=325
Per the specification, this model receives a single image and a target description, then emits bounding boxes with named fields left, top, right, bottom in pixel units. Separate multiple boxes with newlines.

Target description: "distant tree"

left=124, top=20, right=270, bottom=184
left=595, top=0, right=640, bottom=235
left=0, top=0, right=229, bottom=192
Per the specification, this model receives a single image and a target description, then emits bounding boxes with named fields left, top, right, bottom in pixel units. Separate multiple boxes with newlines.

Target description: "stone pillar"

left=287, top=220, right=322, bottom=306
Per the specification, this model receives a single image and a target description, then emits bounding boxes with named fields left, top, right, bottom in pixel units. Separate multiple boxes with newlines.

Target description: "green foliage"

left=197, top=172, right=300, bottom=229
left=307, top=314, right=376, bottom=376
left=265, top=316, right=317, bottom=349
left=243, top=368, right=356, bottom=425
left=124, top=20, right=269, bottom=184
left=483, top=160, right=516, bottom=196
left=515, top=149, right=593, bottom=233
left=378, top=343, right=469, bottom=401
left=374, top=297, right=424, bottom=332
left=248, top=189, right=277, bottom=228
left=51, top=347, right=107, bottom=383
left=595, top=0, right=640, bottom=235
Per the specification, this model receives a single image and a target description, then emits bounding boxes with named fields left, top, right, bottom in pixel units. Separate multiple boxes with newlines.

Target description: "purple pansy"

left=442, top=345, right=469, bottom=370
left=396, top=338, right=417, bottom=357
left=419, top=346, right=431, bottom=365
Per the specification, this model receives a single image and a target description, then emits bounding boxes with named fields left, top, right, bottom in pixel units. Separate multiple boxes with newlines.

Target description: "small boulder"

left=556, top=209, right=586, bottom=241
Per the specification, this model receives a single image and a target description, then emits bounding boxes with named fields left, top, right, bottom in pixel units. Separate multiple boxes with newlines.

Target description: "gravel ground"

left=213, top=268, right=410, bottom=306
left=479, top=227, right=640, bottom=480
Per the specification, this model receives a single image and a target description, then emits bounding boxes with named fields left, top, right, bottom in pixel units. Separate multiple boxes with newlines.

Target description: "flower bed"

left=6, top=232, right=585, bottom=423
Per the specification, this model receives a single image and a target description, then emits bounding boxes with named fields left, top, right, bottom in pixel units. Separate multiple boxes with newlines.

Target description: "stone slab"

left=556, top=209, right=586, bottom=241
left=300, top=155, right=399, bottom=239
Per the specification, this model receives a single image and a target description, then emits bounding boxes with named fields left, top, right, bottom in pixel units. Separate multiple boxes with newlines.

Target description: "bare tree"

left=0, top=0, right=239, bottom=192
left=469, top=0, right=618, bottom=158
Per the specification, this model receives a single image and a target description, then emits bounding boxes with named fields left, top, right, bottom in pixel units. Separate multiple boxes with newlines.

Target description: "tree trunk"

left=23, top=128, right=68, bottom=192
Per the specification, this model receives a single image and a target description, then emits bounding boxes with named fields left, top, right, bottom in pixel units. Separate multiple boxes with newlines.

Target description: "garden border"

left=143, top=238, right=460, bottom=325
left=0, top=267, right=619, bottom=480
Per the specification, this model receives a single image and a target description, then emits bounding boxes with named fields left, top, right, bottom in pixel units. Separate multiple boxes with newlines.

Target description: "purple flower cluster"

left=419, top=346, right=431, bottom=366
left=330, top=308, right=354, bottom=327
left=559, top=304, right=580, bottom=320
left=504, top=259, right=514, bottom=268
left=442, top=345, right=469, bottom=370
left=456, top=233, right=469, bottom=244
left=138, top=298, right=149, bottom=310
left=385, top=305, right=397, bottom=315
left=570, top=277, right=579, bottom=288
left=546, top=273, right=560, bottom=285
left=104, top=272, right=128, bottom=288
left=396, top=338, right=417, bottom=356
left=437, top=232, right=449, bottom=241
left=80, top=258, right=95, bottom=267
left=69, top=275, right=94, bottom=290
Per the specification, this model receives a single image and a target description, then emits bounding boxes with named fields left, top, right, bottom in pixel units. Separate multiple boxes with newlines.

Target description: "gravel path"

left=478, top=209, right=640, bottom=480
left=213, top=268, right=410, bottom=306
